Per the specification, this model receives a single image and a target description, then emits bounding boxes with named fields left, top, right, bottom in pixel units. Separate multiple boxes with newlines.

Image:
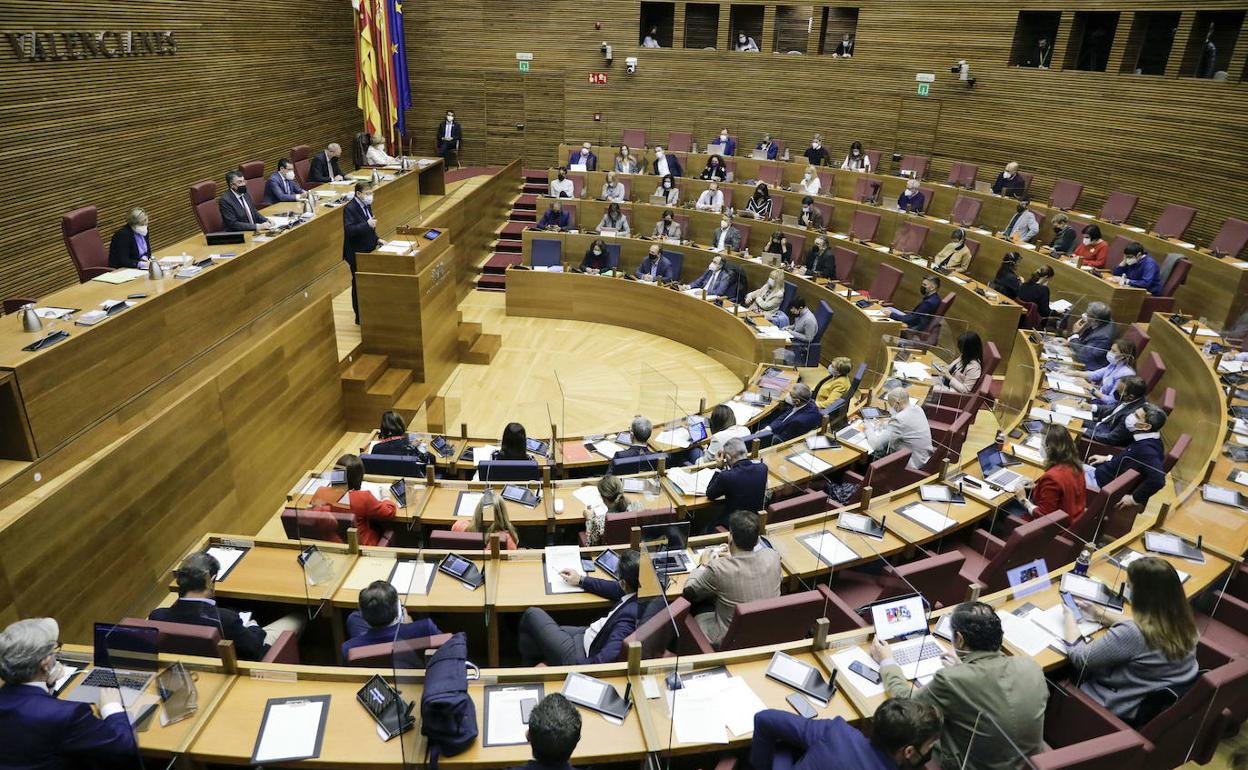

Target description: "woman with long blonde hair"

left=452, top=491, right=520, bottom=550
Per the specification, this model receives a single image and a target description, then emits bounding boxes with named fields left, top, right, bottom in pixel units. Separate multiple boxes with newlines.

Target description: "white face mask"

left=282, top=170, right=295, bottom=181
left=851, top=150, right=860, bottom=156
left=905, top=189, right=916, bottom=196
left=812, top=142, right=821, bottom=149
left=581, top=148, right=590, bottom=155
left=656, top=151, right=664, bottom=158
left=720, top=132, right=728, bottom=140
left=362, top=193, right=374, bottom=205
left=1003, top=171, right=1014, bottom=179
left=593, top=248, right=602, bottom=255
left=1082, top=237, right=1093, bottom=246
left=133, top=224, right=148, bottom=236
left=44, top=659, right=66, bottom=687
left=804, top=172, right=813, bottom=178
left=446, top=116, right=453, bottom=122
left=766, top=278, right=775, bottom=287
left=1125, top=414, right=1141, bottom=431
left=720, top=221, right=729, bottom=230
left=802, top=206, right=810, bottom=213
left=663, top=180, right=672, bottom=188
left=1107, top=351, right=1121, bottom=363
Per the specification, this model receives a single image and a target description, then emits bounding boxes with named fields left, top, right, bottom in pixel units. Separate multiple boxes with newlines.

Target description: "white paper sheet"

left=655, top=427, right=692, bottom=447
left=377, top=242, right=412, bottom=254
left=725, top=400, right=763, bottom=424
left=544, top=546, right=586, bottom=594
left=1028, top=407, right=1073, bottom=426
left=455, top=492, right=484, bottom=518
left=1054, top=403, right=1094, bottom=420
left=571, top=485, right=606, bottom=512
left=801, top=531, right=858, bottom=566
left=893, top=361, right=933, bottom=381
left=830, top=647, right=884, bottom=697
left=205, top=547, right=246, bottom=580
left=591, top=439, right=626, bottom=458
left=485, top=688, right=538, bottom=746
left=719, top=676, right=768, bottom=737
left=1012, top=445, right=1045, bottom=465
left=755, top=326, right=792, bottom=340
left=1028, top=605, right=1099, bottom=642
left=667, top=468, right=717, bottom=497
left=298, top=476, right=328, bottom=495
left=343, top=557, right=398, bottom=590
left=389, top=560, right=435, bottom=595
left=472, top=445, right=500, bottom=465
left=998, top=610, right=1055, bottom=655
left=787, top=451, right=833, bottom=474
left=668, top=685, right=729, bottom=744
left=253, top=699, right=325, bottom=763
left=1050, top=299, right=1073, bottom=313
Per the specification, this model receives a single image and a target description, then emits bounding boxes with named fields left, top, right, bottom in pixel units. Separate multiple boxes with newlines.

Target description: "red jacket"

left=1074, top=240, right=1108, bottom=268
left=315, top=489, right=396, bottom=546
left=1031, top=463, right=1086, bottom=524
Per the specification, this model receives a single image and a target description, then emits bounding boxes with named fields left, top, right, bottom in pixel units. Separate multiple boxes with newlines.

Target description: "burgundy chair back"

left=1139, top=650, right=1248, bottom=767
left=861, top=448, right=912, bottom=495
left=866, top=264, right=903, bottom=303
left=717, top=590, right=831, bottom=651
left=928, top=410, right=973, bottom=465
left=982, top=341, right=1002, bottom=377
left=120, top=617, right=221, bottom=658
left=945, top=162, right=964, bottom=186
left=674, top=213, right=690, bottom=238
left=190, top=180, right=222, bottom=234
left=1162, top=433, right=1189, bottom=474
left=976, top=512, right=1073, bottom=593
left=60, top=206, right=110, bottom=283
left=289, top=145, right=311, bottom=189
left=817, top=169, right=835, bottom=194
left=1118, top=325, right=1149, bottom=355
left=1049, top=180, right=1084, bottom=211
left=757, top=165, right=783, bottom=187
left=345, top=633, right=453, bottom=668
left=1136, top=351, right=1165, bottom=393
left=849, top=210, right=880, bottom=242
left=427, top=529, right=486, bottom=549
left=864, top=150, right=880, bottom=173
left=785, top=231, right=806, bottom=260
left=601, top=507, right=679, bottom=545
left=892, top=222, right=929, bottom=255
left=280, top=507, right=348, bottom=543
left=899, top=155, right=928, bottom=179
left=1151, top=204, right=1196, bottom=240
left=2, top=297, right=37, bottom=315
left=625, top=597, right=691, bottom=659
left=239, top=160, right=265, bottom=205
left=813, top=201, right=833, bottom=227
left=1031, top=682, right=1149, bottom=770
left=720, top=188, right=734, bottom=211
left=734, top=221, right=752, bottom=246
left=621, top=128, right=646, bottom=148
left=1159, top=386, right=1176, bottom=415
left=832, top=246, right=857, bottom=283
left=1105, top=236, right=1132, bottom=270
left=618, top=177, right=633, bottom=199
left=905, top=292, right=955, bottom=346
left=1158, top=257, right=1191, bottom=297
left=1099, top=192, right=1139, bottom=224
left=765, top=490, right=831, bottom=524
left=567, top=173, right=586, bottom=199
left=667, top=132, right=692, bottom=153
left=815, top=585, right=872, bottom=633
left=1017, top=171, right=1034, bottom=193
left=897, top=551, right=968, bottom=610
left=1078, top=469, right=1138, bottom=543
left=951, top=195, right=982, bottom=227
left=1209, top=217, right=1248, bottom=257
left=919, top=186, right=935, bottom=214
left=965, top=238, right=982, bottom=259
left=852, top=176, right=881, bottom=204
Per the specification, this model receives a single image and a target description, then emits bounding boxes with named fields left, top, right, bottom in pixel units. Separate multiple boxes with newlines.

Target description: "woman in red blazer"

left=1014, top=426, right=1087, bottom=524
left=314, top=454, right=396, bottom=547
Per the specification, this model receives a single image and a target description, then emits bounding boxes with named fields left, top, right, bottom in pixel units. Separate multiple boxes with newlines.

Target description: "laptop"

left=750, top=149, right=769, bottom=160
left=869, top=595, right=944, bottom=678
left=976, top=446, right=1027, bottom=491
left=706, top=142, right=727, bottom=156
left=781, top=214, right=802, bottom=227
left=64, top=623, right=159, bottom=705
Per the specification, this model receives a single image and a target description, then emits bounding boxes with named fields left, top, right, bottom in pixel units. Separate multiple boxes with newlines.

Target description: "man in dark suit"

left=518, top=550, right=640, bottom=665
left=218, top=170, right=271, bottom=232
left=991, top=161, right=1026, bottom=198
left=342, top=581, right=443, bottom=660
left=706, top=438, right=769, bottom=529
left=752, top=698, right=942, bottom=770
left=635, top=244, right=674, bottom=282
left=435, top=109, right=463, bottom=167
left=797, top=196, right=825, bottom=230
left=687, top=254, right=738, bottom=298
left=149, top=551, right=269, bottom=661
left=805, top=235, right=836, bottom=280
left=890, top=276, right=941, bottom=330
left=536, top=201, right=571, bottom=231
left=612, top=415, right=653, bottom=460
left=765, top=383, right=822, bottom=442
left=264, top=158, right=306, bottom=205
left=308, top=143, right=346, bottom=184
left=1086, top=376, right=1147, bottom=447
left=1088, top=402, right=1168, bottom=508
left=652, top=147, right=682, bottom=177
left=343, top=182, right=381, bottom=324
left=0, top=617, right=139, bottom=769
left=833, top=33, right=855, bottom=57
left=568, top=142, right=597, bottom=171
left=107, top=207, right=152, bottom=268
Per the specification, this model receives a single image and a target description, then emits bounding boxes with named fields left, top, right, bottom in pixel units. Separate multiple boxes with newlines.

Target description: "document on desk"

left=655, top=427, right=693, bottom=447
left=725, top=400, right=763, bottom=425
left=997, top=609, right=1055, bottom=656
left=472, top=445, right=501, bottom=465
left=786, top=451, right=833, bottom=474
left=830, top=647, right=885, bottom=697
left=571, top=484, right=607, bottom=513
left=484, top=684, right=544, bottom=746
left=1028, top=605, right=1099, bottom=647
left=754, top=326, right=792, bottom=340
left=33, top=306, right=77, bottom=320
left=389, top=560, right=436, bottom=595
left=544, top=545, right=585, bottom=594
left=377, top=242, right=413, bottom=254
left=250, top=695, right=330, bottom=763
left=91, top=268, right=145, bottom=284
left=454, top=491, right=484, bottom=518
left=1046, top=375, right=1086, bottom=396
left=1053, top=403, right=1094, bottom=420
left=1219, top=359, right=1247, bottom=374
left=1012, top=444, right=1045, bottom=465
left=590, top=439, right=625, bottom=458
left=204, top=546, right=248, bottom=582
left=343, top=557, right=398, bottom=590
left=667, top=468, right=717, bottom=497
left=894, top=502, right=956, bottom=533
left=893, top=361, right=932, bottom=381
left=1028, top=407, right=1072, bottom=426
left=1049, top=299, right=1073, bottom=314
left=799, top=531, right=858, bottom=567
left=668, top=683, right=729, bottom=744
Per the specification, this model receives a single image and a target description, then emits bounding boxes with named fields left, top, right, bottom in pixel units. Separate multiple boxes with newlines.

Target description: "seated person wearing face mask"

left=636, top=244, right=673, bottom=282
left=752, top=698, right=942, bottom=770
left=706, top=217, right=742, bottom=254
left=709, top=129, right=736, bottom=156
left=798, top=165, right=821, bottom=195
left=343, top=581, right=443, bottom=659
left=991, top=161, right=1026, bottom=198
left=745, top=268, right=785, bottom=312
left=1111, top=243, right=1162, bottom=295
left=1049, top=213, right=1077, bottom=254
left=889, top=276, right=941, bottom=330
left=549, top=167, right=575, bottom=198
left=568, top=142, right=597, bottom=171
left=762, top=382, right=821, bottom=442
left=932, top=229, right=972, bottom=273
left=537, top=201, right=571, bottom=231
left=762, top=232, right=792, bottom=266
left=841, top=141, right=870, bottom=172
left=696, top=182, right=726, bottom=213
left=600, top=172, right=627, bottom=202
left=775, top=298, right=819, bottom=367
left=805, top=236, right=836, bottom=280
left=1086, top=376, right=1147, bottom=447
left=700, top=155, right=728, bottom=181
left=1067, top=301, right=1117, bottom=369
left=365, top=133, right=399, bottom=165
left=897, top=179, right=925, bottom=213
left=687, top=254, right=737, bottom=298
left=652, top=147, right=682, bottom=177
left=797, top=196, right=824, bottom=230
left=652, top=174, right=679, bottom=206
left=219, top=169, right=272, bottom=232
left=264, top=158, right=307, bottom=205
left=803, top=134, right=830, bottom=167
left=1001, top=198, right=1039, bottom=243
left=580, top=238, right=613, bottom=274
left=652, top=209, right=682, bottom=240
left=1073, top=224, right=1108, bottom=268
left=108, top=207, right=153, bottom=268
left=864, top=387, right=934, bottom=470
left=1012, top=425, right=1087, bottom=523
left=815, top=357, right=854, bottom=411
left=596, top=202, right=630, bottom=235
left=1084, top=402, right=1168, bottom=509
left=736, top=32, right=760, bottom=52
left=755, top=133, right=778, bottom=159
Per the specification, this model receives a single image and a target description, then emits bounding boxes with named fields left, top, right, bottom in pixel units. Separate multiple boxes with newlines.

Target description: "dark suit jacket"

left=1094, top=435, right=1166, bottom=503
left=769, top=401, right=823, bottom=442
left=0, top=684, right=138, bottom=770
left=149, top=598, right=268, bottom=661
left=537, top=208, right=571, bottom=229
left=579, top=577, right=638, bottom=664
left=342, top=611, right=443, bottom=659
left=991, top=172, right=1026, bottom=198
left=707, top=459, right=768, bottom=516
left=653, top=155, right=682, bottom=177
left=218, top=189, right=268, bottom=232
left=342, top=197, right=379, bottom=267
left=435, top=121, right=463, bottom=150
left=1088, top=398, right=1145, bottom=447
left=372, top=437, right=436, bottom=463
left=690, top=267, right=737, bottom=297
left=107, top=225, right=151, bottom=269
left=797, top=208, right=824, bottom=230
left=636, top=254, right=674, bottom=281
left=1050, top=225, right=1077, bottom=254
left=612, top=443, right=651, bottom=460
left=834, top=40, right=855, bottom=56
left=896, top=291, right=941, bottom=330
left=308, top=151, right=344, bottom=184
left=264, top=171, right=305, bottom=205
left=807, top=247, right=836, bottom=280
left=568, top=151, right=597, bottom=171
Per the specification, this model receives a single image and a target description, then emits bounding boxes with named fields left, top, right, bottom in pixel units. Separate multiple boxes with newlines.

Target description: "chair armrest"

left=675, top=611, right=716, bottom=656
left=1206, top=593, right=1248, bottom=633
left=262, top=631, right=300, bottom=665
left=969, top=528, right=1005, bottom=559
left=843, top=470, right=865, bottom=487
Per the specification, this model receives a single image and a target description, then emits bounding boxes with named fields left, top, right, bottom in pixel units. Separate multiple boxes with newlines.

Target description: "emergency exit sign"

left=519, top=60, right=530, bottom=72
left=917, top=82, right=930, bottom=96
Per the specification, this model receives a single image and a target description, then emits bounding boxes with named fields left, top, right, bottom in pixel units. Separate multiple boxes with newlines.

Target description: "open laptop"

left=869, top=595, right=944, bottom=679
left=781, top=213, right=802, bottom=227
left=977, top=446, right=1027, bottom=491
left=64, top=623, right=159, bottom=705
left=750, top=149, right=769, bottom=160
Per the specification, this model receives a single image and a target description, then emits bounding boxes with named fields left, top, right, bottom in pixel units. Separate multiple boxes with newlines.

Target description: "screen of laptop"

left=870, top=595, right=927, bottom=641
left=93, top=623, right=159, bottom=670
left=977, top=445, right=1005, bottom=477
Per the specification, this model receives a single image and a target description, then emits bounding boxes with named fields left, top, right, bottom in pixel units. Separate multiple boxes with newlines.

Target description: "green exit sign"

left=518, top=60, right=530, bottom=72
left=917, top=82, right=930, bottom=96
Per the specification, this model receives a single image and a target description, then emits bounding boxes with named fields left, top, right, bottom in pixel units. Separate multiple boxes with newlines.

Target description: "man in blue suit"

left=1086, top=376, right=1147, bottom=447
left=1087, top=402, right=1168, bottom=508
left=568, top=142, right=598, bottom=171
left=263, top=158, right=306, bottom=205
left=751, top=697, right=942, bottom=770
left=688, top=254, right=738, bottom=298
left=710, top=129, right=736, bottom=156
left=890, top=275, right=941, bottom=331
left=536, top=201, right=571, bottom=231
left=342, top=581, right=443, bottom=661
left=518, top=550, right=640, bottom=665
left=343, top=182, right=381, bottom=323
left=764, top=383, right=822, bottom=442
left=706, top=438, right=769, bottom=530
left=218, top=169, right=272, bottom=232
left=756, top=133, right=779, bottom=160
left=652, top=147, right=682, bottom=177
left=635, top=244, right=675, bottom=282
left=0, top=617, right=138, bottom=768
left=612, top=416, right=653, bottom=460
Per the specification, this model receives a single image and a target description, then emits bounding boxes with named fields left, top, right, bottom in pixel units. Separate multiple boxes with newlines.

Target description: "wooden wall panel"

left=403, top=1, right=1248, bottom=245
left=0, top=1, right=362, bottom=300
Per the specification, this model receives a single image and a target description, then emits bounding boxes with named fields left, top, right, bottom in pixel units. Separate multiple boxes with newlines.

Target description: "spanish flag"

left=353, top=0, right=409, bottom=145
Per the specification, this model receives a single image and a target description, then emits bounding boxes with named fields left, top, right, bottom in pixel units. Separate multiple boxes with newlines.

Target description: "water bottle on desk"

left=1073, top=548, right=1091, bottom=576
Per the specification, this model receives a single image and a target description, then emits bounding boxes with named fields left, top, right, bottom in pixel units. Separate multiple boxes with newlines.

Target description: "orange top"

left=1073, top=239, right=1108, bottom=268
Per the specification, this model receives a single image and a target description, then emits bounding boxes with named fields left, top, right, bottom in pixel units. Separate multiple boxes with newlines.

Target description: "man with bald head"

left=991, top=161, right=1025, bottom=198
left=864, top=387, right=933, bottom=470
left=764, top=382, right=822, bottom=442
left=309, top=142, right=346, bottom=184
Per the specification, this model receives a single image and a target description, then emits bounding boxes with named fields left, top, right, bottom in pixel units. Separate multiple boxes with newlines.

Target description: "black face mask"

left=905, top=746, right=935, bottom=768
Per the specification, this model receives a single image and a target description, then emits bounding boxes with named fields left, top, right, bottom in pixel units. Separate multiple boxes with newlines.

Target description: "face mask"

left=593, top=248, right=602, bottom=255
left=282, top=170, right=295, bottom=181
left=1083, top=237, right=1093, bottom=246
left=906, top=189, right=916, bottom=196
left=581, top=148, right=590, bottom=155
left=557, top=172, right=565, bottom=180
left=1125, top=414, right=1141, bottom=431
left=447, top=115, right=453, bottom=122
left=664, top=217, right=672, bottom=224
left=851, top=149, right=860, bottom=156
left=1107, top=351, right=1120, bottom=363
left=739, top=36, right=746, bottom=42
left=720, top=133, right=728, bottom=139
left=804, top=172, right=813, bottom=178
left=233, top=183, right=247, bottom=193
left=802, top=206, right=810, bottom=213
left=1003, top=171, right=1014, bottom=179
left=133, top=224, right=148, bottom=236
left=362, top=193, right=374, bottom=205
left=906, top=746, right=936, bottom=769
left=766, top=278, right=774, bottom=287
left=720, top=221, right=729, bottom=230
left=664, top=181, right=672, bottom=188
left=812, top=142, right=821, bottom=149
left=656, top=151, right=664, bottom=158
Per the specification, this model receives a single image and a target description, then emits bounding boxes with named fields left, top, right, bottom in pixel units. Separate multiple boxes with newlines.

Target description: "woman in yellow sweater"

left=815, top=356, right=854, bottom=410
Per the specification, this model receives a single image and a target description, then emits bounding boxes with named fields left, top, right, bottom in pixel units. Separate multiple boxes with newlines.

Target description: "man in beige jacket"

left=681, top=510, right=782, bottom=647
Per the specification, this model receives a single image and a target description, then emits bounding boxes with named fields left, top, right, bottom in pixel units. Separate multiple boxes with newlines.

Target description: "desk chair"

left=60, top=206, right=111, bottom=283
left=1049, top=180, right=1084, bottom=211
left=764, top=489, right=832, bottom=525
left=789, top=300, right=833, bottom=366
left=817, top=169, right=836, bottom=195
left=775, top=281, right=798, bottom=315
left=1194, top=563, right=1248, bottom=661
left=756, top=164, right=783, bottom=188
left=1210, top=217, right=1248, bottom=258
left=1105, top=235, right=1132, bottom=270
left=620, top=128, right=646, bottom=148
left=946, top=161, right=978, bottom=188
left=427, top=529, right=486, bottom=549
left=817, top=361, right=868, bottom=427
left=1161, top=433, right=1190, bottom=474
left=1099, top=192, right=1139, bottom=224
left=1075, top=469, right=1139, bottom=544
left=1151, top=204, right=1197, bottom=240
left=602, top=243, right=622, bottom=270
left=837, top=449, right=912, bottom=504
left=120, top=617, right=300, bottom=665
left=661, top=249, right=684, bottom=280
left=190, top=180, right=223, bottom=234
left=829, top=550, right=968, bottom=611
left=1017, top=171, right=1034, bottom=194
left=351, top=132, right=369, bottom=168
left=864, top=264, right=903, bottom=304
left=1136, top=350, right=1165, bottom=393
left=531, top=238, right=562, bottom=268
left=852, top=176, right=881, bottom=204
left=964, top=237, right=982, bottom=261
left=608, top=452, right=667, bottom=475
left=678, top=590, right=853, bottom=654
left=345, top=634, right=454, bottom=668
left=1118, top=325, right=1149, bottom=355
left=783, top=233, right=805, bottom=265
left=624, top=597, right=691, bottom=659
left=239, top=160, right=265, bottom=205
left=892, top=221, right=930, bottom=255
left=1136, top=257, right=1191, bottom=320
left=899, top=154, right=928, bottom=180
left=1028, top=680, right=1149, bottom=770
left=832, top=246, right=857, bottom=283
left=864, top=149, right=880, bottom=173
left=849, top=210, right=881, bottom=242
left=950, top=195, right=982, bottom=228
left=360, top=453, right=427, bottom=478
left=901, top=292, right=955, bottom=347
left=578, top=507, right=679, bottom=547
left=945, top=511, right=1077, bottom=594
left=566, top=173, right=587, bottom=199
left=928, top=341, right=999, bottom=413
left=918, top=186, right=936, bottom=215
left=477, top=460, right=541, bottom=482
left=280, top=507, right=351, bottom=543
left=289, top=144, right=311, bottom=189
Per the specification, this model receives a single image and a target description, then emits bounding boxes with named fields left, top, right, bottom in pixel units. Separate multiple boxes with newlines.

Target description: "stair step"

left=457, top=322, right=483, bottom=346
left=510, top=212, right=536, bottom=222
left=463, top=333, right=502, bottom=365
left=476, top=274, right=507, bottom=291
left=495, top=239, right=522, bottom=253
left=516, top=194, right=538, bottom=207
left=521, top=184, right=547, bottom=194
left=500, top=221, right=527, bottom=237
left=395, top=381, right=430, bottom=412
left=340, top=353, right=389, bottom=392
left=483, top=253, right=523, bottom=273
left=366, top=366, right=413, bottom=398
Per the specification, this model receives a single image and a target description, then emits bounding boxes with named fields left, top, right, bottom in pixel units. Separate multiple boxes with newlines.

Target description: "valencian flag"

left=352, top=0, right=411, bottom=145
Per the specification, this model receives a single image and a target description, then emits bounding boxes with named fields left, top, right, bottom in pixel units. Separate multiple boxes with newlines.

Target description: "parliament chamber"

left=0, top=2, right=1247, bottom=769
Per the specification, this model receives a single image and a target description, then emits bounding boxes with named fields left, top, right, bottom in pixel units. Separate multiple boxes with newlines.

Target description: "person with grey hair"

left=1085, top=402, right=1169, bottom=508
left=107, top=207, right=152, bottom=269
left=1068, top=301, right=1117, bottom=369
left=865, top=387, right=933, bottom=470
left=218, top=168, right=271, bottom=232
left=0, top=617, right=138, bottom=765
left=705, top=437, right=768, bottom=532
left=762, top=382, right=822, bottom=442
left=309, top=142, right=346, bottom=183
left=612, top=415, right=654, bottom=461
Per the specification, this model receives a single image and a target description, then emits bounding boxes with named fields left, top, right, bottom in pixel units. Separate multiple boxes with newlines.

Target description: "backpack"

left=420, top=632, right=479, bottom=767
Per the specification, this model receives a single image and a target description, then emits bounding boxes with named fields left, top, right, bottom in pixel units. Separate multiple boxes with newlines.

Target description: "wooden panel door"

left=485, top=71, right=526, bottom=166
left=894, top=96, right=942, bottom=158
left=522, top=73, right=564, bottom=169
